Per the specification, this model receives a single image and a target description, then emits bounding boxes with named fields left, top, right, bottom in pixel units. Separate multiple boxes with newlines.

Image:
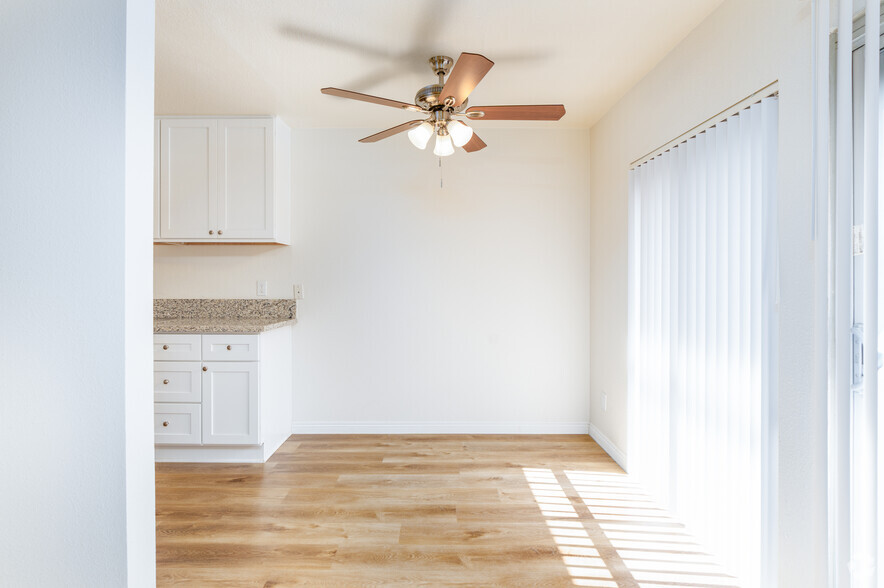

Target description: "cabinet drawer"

left=154, top=362, right=201, bottom=403
left=202, top=335, right=260, bottom=361
left=154, top=334, right=201, bottom=361
left=155, top=403, right=201, bottom=445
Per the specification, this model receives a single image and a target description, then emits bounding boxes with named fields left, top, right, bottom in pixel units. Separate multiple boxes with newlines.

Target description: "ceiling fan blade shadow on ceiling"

left=279, top=1, right=448, bottom=92
left=321, top=52, right=566, bottom=156
left=277, top=24, right=395, bottom=59
left=279, top=0, right=552, bottom=94
left=280, top=20, right=554, bottom=93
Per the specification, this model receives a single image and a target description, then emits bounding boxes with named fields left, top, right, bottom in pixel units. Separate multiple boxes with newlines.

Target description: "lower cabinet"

left=153, top=326, right=292, bottom=463
left=202, top=361, right=260, bottom=445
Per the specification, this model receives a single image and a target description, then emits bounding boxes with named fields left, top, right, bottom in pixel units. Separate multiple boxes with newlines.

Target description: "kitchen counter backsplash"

left=154, top=298, right=297, bottom=320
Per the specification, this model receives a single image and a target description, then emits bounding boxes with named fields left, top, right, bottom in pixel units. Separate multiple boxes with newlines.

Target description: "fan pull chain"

left=439, top=156, right=443, bottom=189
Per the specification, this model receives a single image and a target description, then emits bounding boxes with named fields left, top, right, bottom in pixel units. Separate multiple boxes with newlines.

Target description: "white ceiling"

left=156, top=0, right=723, bottom=130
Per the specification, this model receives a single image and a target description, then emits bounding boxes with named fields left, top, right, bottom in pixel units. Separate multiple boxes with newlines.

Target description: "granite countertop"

left=154, top=298, right=297, bottom=334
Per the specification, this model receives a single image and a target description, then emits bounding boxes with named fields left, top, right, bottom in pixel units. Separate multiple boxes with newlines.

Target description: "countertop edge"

left=153, top=318, right=297, bottom=334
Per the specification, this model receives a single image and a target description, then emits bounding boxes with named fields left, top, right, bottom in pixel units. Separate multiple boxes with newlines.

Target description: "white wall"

left=589, top=0, right=824, bottom=584
left=124, top=0, right=158, bottom=583
left=155, top=128, right=592, bottom=432
left=0, top=1, right=155, bottom=585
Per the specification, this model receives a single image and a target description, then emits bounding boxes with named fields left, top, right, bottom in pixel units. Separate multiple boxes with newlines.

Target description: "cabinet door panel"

left=202, top=362, right=260, bottom=445
left=159, top=119, right=217, bottom=239
left=217, top=119, right=274, bottom=239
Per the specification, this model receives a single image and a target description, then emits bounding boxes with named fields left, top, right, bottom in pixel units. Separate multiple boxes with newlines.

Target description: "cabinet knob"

left=162, top=344, right=168, bottom=350
left=209, top=230, right=214, bottom=235
left=226, top=345, right=232, bottom=350
left=218, top=230, right=223, bottom=235
left=162, top=379, right=169, bottom=385
left=162, top=421, right=169, bottom=427
left=202, top=366, right=208, bottom=372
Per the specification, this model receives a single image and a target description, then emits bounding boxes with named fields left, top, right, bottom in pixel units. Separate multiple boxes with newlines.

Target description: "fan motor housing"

left=415, top=84, right=468, bottom=111
left=415, top=84, right=443, bottom=110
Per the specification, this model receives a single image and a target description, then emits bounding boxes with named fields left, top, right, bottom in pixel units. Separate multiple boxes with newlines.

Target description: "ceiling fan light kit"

left=408, top=121, right=434, bottom=149
left=433, top=129, right=455, bottom=157
left=447, top=120, right=474, bottom=147
left=321, top=52, right=566, bottom=156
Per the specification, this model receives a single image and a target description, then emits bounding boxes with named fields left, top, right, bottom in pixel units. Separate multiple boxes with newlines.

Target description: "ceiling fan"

left=321, top=52, right=566, bottom=156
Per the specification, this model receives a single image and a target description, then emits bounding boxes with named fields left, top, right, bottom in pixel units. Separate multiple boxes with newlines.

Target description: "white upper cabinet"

left=218, top=119, right=272, bottom=240
left=155, top=116, right=291, bottom=244
left=158, top=119, right=217, bottom=240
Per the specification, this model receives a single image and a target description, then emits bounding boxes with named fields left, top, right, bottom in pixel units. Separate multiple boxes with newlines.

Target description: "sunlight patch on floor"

left=523, top=467, right=743, bottom=587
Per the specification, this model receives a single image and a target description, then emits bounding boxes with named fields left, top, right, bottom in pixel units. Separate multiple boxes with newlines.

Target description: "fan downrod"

left=428, top=55, right=454, bottom=79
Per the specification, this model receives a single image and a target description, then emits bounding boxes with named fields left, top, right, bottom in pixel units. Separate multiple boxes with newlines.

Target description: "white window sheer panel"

left=627, top=96, right=778, bottom=585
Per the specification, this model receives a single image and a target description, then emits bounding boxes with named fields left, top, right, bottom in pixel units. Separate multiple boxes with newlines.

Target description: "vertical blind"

left=627, top=96, right=778, bottom=585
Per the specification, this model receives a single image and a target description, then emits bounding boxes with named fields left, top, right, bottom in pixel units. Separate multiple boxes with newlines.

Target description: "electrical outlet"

left=293, top=284, right=304, bottom=300
left=257, top=280, right=268, bottom=297
left=602, top=393, right=607, bottom=412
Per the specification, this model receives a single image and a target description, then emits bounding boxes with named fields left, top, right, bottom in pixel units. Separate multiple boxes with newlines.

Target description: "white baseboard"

left=589, top=423, right=628, bottom=471
left=155, top=444, right=266, bottom=463
left=291, top=421, right=590, bottom=435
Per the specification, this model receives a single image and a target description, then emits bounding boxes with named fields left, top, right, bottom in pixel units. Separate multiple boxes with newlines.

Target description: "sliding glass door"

left=845, top=36, right=883, bottom=587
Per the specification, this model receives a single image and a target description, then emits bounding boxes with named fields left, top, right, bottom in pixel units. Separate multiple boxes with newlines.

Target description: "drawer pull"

left=162, top=379, right=169, bottom=385
left=202, top=366, right=208, bottom=372
left=162, top=344, right=168, bottom=350
left=162, top=421, right=169, bottom=427
left=218, top=230, right=223, bottom=235
left=226, top=345, right=232, bottom=350
left=209, top=230, right=214, bottom=235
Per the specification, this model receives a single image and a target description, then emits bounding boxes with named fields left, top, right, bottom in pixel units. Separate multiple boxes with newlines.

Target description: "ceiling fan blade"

left=465, top=104, right=566, bottom=121
left=462, top=133, right=487, bottom=153
left=358, top=120, right=424, bottom=143
left=321, top=87, right=422, bottom=112
left=440, top=52, right=494, bottom=108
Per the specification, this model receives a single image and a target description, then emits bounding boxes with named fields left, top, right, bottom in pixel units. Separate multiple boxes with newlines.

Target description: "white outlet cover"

left=257, top=280, right=268, bottom=297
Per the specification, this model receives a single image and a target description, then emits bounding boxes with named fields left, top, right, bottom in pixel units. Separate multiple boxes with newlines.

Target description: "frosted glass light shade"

left=433, top=133, right=455, bottom=157
left=408, top=122, right=434, bottom=149
left=447, top=120, right=474, bottom=147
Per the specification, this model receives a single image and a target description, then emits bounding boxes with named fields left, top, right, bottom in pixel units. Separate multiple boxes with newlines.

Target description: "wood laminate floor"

left=156, top=435, right=739, bottom=587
